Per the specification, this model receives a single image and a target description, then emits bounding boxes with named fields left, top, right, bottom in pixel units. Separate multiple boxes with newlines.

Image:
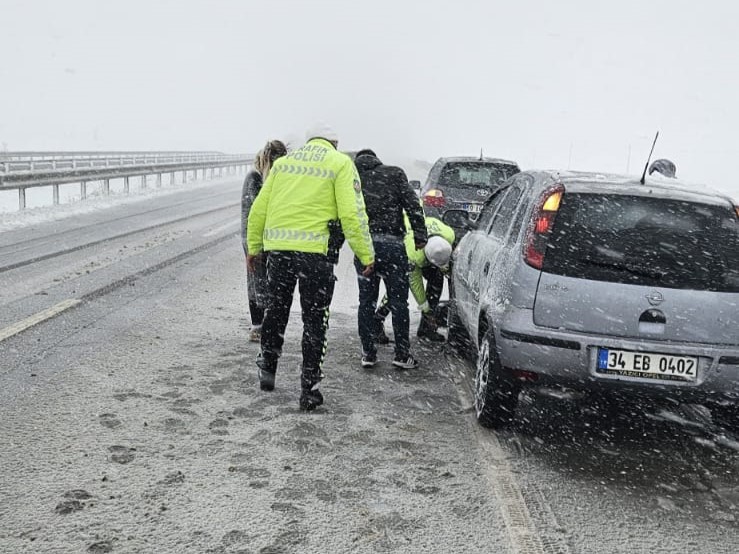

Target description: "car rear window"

left=543, top=193, right=739, bottom=292
left=438, top=162, right=517, bottom=188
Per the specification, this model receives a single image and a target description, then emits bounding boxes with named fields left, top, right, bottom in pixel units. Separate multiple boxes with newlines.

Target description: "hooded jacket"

left=354, top=154, right=427, bottom=245
left=247, top=139, right=375, bottom=266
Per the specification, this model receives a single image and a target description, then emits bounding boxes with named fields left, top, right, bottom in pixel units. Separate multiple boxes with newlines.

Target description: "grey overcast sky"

left=1, top=0, right=738, bottom=197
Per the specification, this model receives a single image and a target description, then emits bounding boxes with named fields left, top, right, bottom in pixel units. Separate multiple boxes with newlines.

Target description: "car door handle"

left=483, top=262, right=490, bottom=275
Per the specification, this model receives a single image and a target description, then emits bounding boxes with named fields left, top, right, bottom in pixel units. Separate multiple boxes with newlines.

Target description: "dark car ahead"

left=421, top=156, right=520, bottom=238
left=445, top=169, right=739, bottom=430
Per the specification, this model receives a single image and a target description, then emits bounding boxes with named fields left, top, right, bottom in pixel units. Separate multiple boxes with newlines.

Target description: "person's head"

left=424, top=236, right=452, bottom=268
left=648, top=158, right=677, bottom=178
left=254, top=139, right=287, bottom=179
left=305, top=122, right=339, bottom=148
left=355, top=148, right=377, bottom=159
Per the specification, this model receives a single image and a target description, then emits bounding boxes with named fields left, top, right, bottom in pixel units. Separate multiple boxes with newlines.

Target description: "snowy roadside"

left=0, top=175, right=245, bottom=233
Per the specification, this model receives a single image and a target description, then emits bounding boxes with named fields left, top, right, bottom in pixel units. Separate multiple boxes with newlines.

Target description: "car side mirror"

left=409, top=180, right=421, bottom=193
left=442, top=209, right=477, bottom=230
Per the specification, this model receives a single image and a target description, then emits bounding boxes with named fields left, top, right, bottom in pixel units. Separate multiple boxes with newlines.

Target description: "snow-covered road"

left=0, top=179, right=737, bottom=553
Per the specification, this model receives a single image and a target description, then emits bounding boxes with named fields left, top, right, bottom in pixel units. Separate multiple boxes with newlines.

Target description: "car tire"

left=447, top=298, right=470, bottom=353
left=474, top=327, right=520, bottom=428
left=711, top=403, right=739, bottom=433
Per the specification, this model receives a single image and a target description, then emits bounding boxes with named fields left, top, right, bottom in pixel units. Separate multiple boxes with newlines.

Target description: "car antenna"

left=479, top=148, right=483, bottom=161
left=639, top=131, right=660, bottom=185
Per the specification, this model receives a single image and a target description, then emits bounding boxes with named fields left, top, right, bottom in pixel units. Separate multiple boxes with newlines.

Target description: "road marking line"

left=449, top=355, right=551, bottom=554
left=203, top=218, right=240, bottom=238
left=0, top=299, right=81, bottom=343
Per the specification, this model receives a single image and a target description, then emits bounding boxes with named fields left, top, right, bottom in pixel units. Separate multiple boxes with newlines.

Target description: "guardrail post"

left=170, top=171, right=175, bottom=185
left=182, top=170, right=187, bottom=183
left=80, top=181, right=87, bottom=200
left=124, top=176, right=130, bottom=194
left=157, top=173, right=162, bottom=188
left=19, top=187, right=26, bottom=210
left=141, top=175, right=147, bottom=190
left=53, top=184, right=60, bottom=205
left=103, top=179, right=110, bottom=196
left=1, top=161, right=6, bottom=173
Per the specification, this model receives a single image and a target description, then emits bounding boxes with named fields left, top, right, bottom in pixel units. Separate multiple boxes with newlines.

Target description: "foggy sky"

left=2, top=0, right=738, bottom=197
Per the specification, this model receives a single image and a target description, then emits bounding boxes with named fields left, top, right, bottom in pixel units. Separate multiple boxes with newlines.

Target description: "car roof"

left=434, top=156, right=519, bottom=166
left=525, top=169, right=735, bottom=207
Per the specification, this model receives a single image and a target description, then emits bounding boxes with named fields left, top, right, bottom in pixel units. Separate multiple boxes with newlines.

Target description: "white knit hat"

left=305, top=122, right=339, bottom=143
left=424, top=236, right=452, bottom=268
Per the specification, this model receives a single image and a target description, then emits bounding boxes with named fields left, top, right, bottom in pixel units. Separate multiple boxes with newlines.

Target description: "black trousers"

left=354, top=238, right=410, bottom=358
left=421, top=265, right=444, bottom=311
left=377, top=264, right=445, bottom=320
left=261, top=251, right=336, bottom=388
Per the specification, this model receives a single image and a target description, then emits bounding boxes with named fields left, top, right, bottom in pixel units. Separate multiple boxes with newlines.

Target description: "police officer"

left=247, top=123, right=375, bottom=411
left=374, top=216, right=455, bottom=343
left=354, top=149, right=427, bottom=370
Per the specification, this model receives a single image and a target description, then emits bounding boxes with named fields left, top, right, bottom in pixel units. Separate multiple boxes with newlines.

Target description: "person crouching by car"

left=246, top=123, right=375, bottom=411
left=353, top=149, right=427, bottom=370
left=374, top=216, right=455, bottom=343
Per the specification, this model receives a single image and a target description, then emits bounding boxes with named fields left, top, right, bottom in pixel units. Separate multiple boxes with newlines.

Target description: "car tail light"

left=524, top=184, right=564, bottom=269
left=423, top=188, right=446, bottom=208
left=734, top=205, right=739, bottom=218
left=512, top=369, right=539, bottom=382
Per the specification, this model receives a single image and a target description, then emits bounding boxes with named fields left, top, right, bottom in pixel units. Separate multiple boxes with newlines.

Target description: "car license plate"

left=462, top=203, right=483, bottom=214
left=596, top=348, right=698, bottom=382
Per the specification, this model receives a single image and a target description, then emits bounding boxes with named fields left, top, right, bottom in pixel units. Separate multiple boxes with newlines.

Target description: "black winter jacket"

left=355, top=154, right=427, bottom=244
left=241, top=170, right=263, bottom=254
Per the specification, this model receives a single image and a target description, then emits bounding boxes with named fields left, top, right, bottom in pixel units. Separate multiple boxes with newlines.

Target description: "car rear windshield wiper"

left=580, top=257, right=667, bottom=280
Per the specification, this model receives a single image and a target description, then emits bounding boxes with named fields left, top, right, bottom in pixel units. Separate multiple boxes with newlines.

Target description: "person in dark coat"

left=242, top=140, right=287, bottom=342
left=353, top=149, right=427, bottom=369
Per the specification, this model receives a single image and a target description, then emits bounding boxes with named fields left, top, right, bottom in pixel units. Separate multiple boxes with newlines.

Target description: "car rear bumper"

left=495, top=308, right=739, bottom=402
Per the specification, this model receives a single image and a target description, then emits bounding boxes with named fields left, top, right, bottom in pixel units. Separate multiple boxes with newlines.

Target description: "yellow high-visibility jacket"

left=405, top=216, right=455, bottom=312
left=247, top=139, right=375, bottom=266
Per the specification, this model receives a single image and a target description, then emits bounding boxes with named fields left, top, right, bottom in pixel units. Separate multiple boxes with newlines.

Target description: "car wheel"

left=474, top=328, right=520, bottom=428
left=447, top=299, right=470, bottom=353
left=711, top=403, right=739, bottom=433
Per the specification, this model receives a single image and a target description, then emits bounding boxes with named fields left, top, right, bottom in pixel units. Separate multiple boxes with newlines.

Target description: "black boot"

left=256, top=353, right=277, bottom=391
left=299, top=369, right=324, bottom=411
left=299, top=388, right=324, bottom=411
left=417, top=312, right=445, bottom=342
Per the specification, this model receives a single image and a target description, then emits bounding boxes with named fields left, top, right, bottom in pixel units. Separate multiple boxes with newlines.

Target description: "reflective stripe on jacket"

left=247, top=139, right=375, bottom=266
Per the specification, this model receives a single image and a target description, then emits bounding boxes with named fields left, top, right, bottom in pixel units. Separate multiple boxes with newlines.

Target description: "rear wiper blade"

left=581, top=257, right=666, bottom=279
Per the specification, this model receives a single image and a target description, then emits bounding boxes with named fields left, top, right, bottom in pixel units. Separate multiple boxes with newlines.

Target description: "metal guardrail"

left=0, top=151, right=253, bottom=211
left=0, top=151, right=237, bottom=172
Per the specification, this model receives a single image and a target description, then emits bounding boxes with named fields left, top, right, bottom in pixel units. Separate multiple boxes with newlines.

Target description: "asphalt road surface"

left=0, top=179, right=737, bottom=553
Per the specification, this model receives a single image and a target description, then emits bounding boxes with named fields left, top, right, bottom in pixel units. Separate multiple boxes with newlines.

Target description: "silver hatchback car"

left=444, top=170, right=739, bottom=429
